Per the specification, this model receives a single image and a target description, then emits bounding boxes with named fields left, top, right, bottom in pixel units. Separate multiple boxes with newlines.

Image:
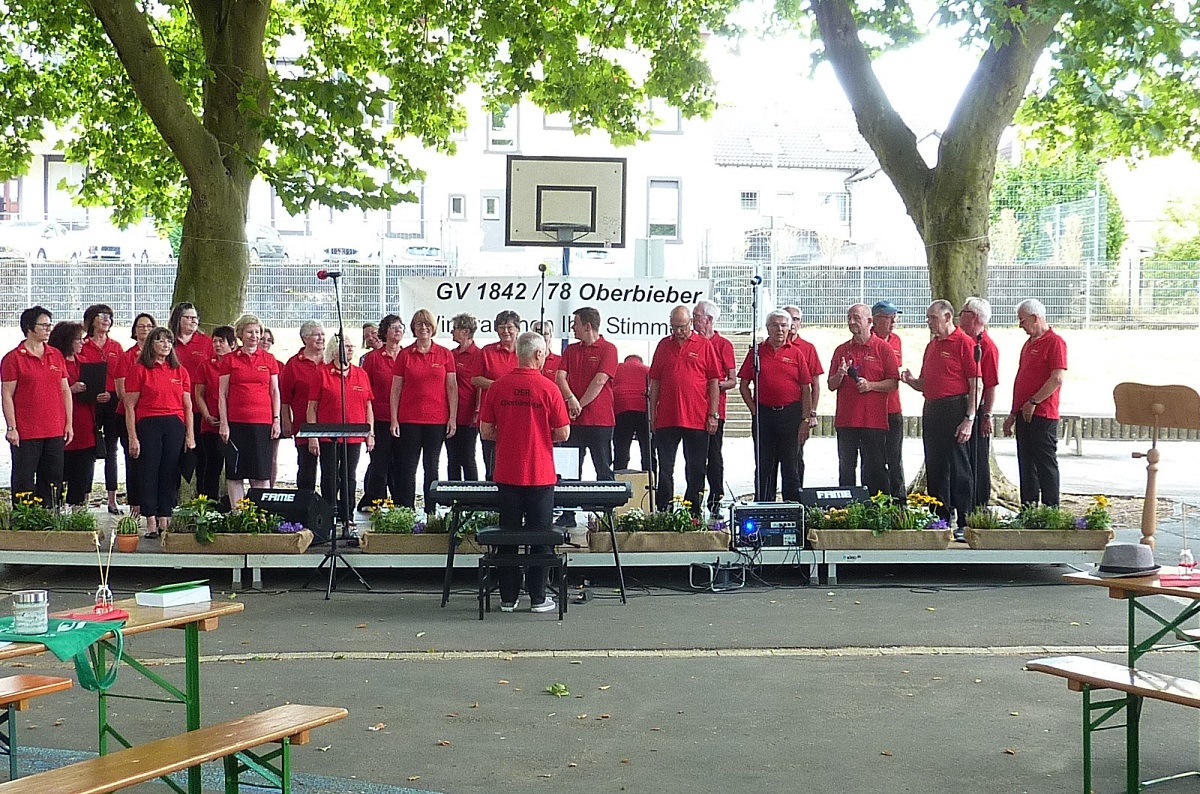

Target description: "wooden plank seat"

left=0, top=703, right=347, bottom=794
left=0, top=675, right=73, bottom=780
left=1027, top=655, right=1200, bottom=793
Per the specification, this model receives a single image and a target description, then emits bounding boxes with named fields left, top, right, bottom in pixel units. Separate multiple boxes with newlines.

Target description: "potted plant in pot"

left=114, top=514, right=141, bottom=552
left=589, top=497, right=731, bottom=552
left=806, top=492, right=953, bottom=550
left=964, top=496, right=1114, bottom=550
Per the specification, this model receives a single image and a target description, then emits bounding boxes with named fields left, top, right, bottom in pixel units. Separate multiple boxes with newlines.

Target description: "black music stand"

left=299, top=423, right=373, bottom=598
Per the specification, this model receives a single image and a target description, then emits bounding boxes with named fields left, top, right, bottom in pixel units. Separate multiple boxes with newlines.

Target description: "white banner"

left=398, top=277, right=712, bottom=339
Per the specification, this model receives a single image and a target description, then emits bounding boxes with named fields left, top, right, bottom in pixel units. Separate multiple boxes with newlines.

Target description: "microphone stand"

left=643, top=370, right=655, bottom=512
left=302, top=271, right=371, bottom=599
left=538, top=263, right=548, bottom=330
left=750, top=275, right=763, bottom=501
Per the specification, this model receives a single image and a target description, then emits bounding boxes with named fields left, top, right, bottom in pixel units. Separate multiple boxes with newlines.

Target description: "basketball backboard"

left=506, top=155, right=627, bottom=248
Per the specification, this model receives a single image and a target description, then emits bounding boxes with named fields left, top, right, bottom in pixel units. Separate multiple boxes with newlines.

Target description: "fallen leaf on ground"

left=598, top=714, right=611, bottom=719
left=568, top=762, right=577, bottom=768
left=538, top=773, right=552, bottom=778
left=498, top=679, right=509, bottom=685
left=1004, top=748, right=1018, bottom=755
left=416, top=631, right=426, bottom=638
left=470, top=702, right=479, bottom=708
left=881, top=750, right=893, bottom=757
left=408, top=776, right=420, bottom=781
left=577, top=714, right=588, bottom=719
left=621, top=759, right=631, bottom=764
left=650, top=727, right=661, bottom=731
left=53, top=719, right=64, bottom=726
left=446, top=713, right=459, bottom=718
left=570, top=660, right=582, bottom=664
left=598, top=685, right=610, bottom=691
left=437, top=739, right=451, bottom=746
left=926, top=607, right=936, bottom=612
left=316, top=745, right=331, bottom=752
left=1010, top=711, right=1019, bottom=717
left=355, top=624, right=367, bottom=629
left=368, top=723, right=386, bottom=732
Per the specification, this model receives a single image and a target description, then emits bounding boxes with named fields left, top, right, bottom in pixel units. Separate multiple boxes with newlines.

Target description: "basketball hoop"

left=540, top=221, right=591, bottom=244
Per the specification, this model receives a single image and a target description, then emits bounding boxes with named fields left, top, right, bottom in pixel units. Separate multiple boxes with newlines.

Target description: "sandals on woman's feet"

left=143, top=531, right=160, bottom=539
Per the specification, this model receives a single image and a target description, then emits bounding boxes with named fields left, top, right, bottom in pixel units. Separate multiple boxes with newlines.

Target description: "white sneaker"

left=500, top=598, right=520, bottom=613
left=530, top=597, right=556, bottom=613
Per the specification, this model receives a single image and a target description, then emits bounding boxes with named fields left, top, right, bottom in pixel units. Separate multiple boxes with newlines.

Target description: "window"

left=543, top=111, right=572, bottom=130
left=482, top=195, right=501, bottom=221
left=647, top=178, right=681, bottom=241
left=487, top=104, right=518, bottom=151
left=821, top=192, right=850, bottom=223
left=649, top=97, right=681, bottom=133
left=448, top=195, right=466, bottom=221
left=387, top=184, right=425, bottom=239
left=0, top=179, right=19, bottom=219
left=740, top=191, right=759, bottom=211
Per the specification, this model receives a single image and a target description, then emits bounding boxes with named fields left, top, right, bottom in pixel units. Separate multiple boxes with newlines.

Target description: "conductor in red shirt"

left=901, top=300, right=980, bottom=537
left=479, top=331, right=571, bottom=614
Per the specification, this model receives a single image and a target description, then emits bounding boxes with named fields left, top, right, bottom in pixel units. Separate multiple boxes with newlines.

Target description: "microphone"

left=749, top=275, right=762, bottom=286
left=316, top=269, right=342, bottom=280
left=974, top=332, right=983, bottom=363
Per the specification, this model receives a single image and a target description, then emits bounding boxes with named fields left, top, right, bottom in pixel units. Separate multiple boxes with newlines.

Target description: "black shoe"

left=953, top=528, right=966, bottom=543
left=555, top=511, right=576, bottom=527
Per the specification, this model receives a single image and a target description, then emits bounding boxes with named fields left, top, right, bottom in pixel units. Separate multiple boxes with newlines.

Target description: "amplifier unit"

left=246, top=488, right=334, bottom=543
left=799, top=486, right=869, bottom=508
left=731, top=502, right=804, bottom=548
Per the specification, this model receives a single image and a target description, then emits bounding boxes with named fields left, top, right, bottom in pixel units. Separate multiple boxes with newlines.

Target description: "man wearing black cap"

left=871, top=300, right=905, bottom=499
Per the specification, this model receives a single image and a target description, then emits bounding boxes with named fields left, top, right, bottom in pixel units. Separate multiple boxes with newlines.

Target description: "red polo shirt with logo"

left=791, top=335, right=825, bottom=379
left=126, top=360, right=191, bottom=422
left=561, top=336, right=619, bottom=426
left=453, top=343, right=483, bottom=427
left=738, top=341, right=812, bottom=408
left=919, top=327, right=979, bottom=400
left=308, top=364, right=373, bottom=442
left=1013, top=327, right=1068, bottom=419
left=612, top=359, right=649, bottom=414
left=394, top=342, right=456, bottom=425
left=280, top=350, right=323, bottom=443
left=361, top=347, right=401, bottom=427
left=480, top=367, right=570, bottom=487
left=829, top=335, right=899, bottom=430
left=876, top=332, right=903, bottom=414
left=218, top=347, right=279, bottom=424
left=977, top=330, right=1000, bottom=391
left=481, top=342, right=518, bottom=382
left=113, top=345, right=143, bottom=416
left=174, top=332, right=214, bottom=398
left=77, top=336, right=124, bottom=392
left=64, top=358, right=95, bottom=450
left=2, top=343, right=68, bottom=440
left=196, top=356, right=224, bottom=435
left=708, top=331, right=737, bottom=419
left=649, top=332, right=722, bottom=431
left=542, top=351, right=563, bottom=384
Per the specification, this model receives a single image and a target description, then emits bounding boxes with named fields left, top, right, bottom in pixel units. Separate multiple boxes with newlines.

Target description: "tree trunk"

left=172, top=180, right=251, bottom=326
left=920, top=168, right=993, bottom=308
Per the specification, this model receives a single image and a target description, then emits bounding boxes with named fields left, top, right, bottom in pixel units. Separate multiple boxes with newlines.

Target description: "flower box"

left=0, top=531, right=100, bottom=552
left=964, top=527, right=1113, bottom=550
left=807, top=528, right=953, bottom=550
left=588, top=530, right=731, bottom=553
left=360, top=533, right=481, bottom=554
left=161, top=530, right=313, bottom=554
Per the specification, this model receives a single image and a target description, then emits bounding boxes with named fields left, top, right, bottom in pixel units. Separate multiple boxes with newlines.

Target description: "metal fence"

left=2, top=257, right=1198, bottom=331
left=701, top=259, right=1200, bottom=330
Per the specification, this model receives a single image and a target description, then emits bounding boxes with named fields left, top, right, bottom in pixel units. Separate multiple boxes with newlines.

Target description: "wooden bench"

left=1027, top=655, right=1200, bottom=793
left=0, top=674, right=73, bottom=780
left=0, top=703, right=347, bottom=793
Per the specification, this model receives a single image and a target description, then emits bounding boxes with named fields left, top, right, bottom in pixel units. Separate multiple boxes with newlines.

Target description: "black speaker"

left=246, top=488, right=334, bottom=543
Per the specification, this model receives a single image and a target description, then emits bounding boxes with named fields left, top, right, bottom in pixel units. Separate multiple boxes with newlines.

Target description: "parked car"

left=247, top=223, right=289, bottom=262
left=80, top=223, right=174, bottom=263
left=0, top=220, right=78, bottom=261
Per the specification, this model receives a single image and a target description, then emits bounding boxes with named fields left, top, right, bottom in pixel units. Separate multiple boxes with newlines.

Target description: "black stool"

left=475, top=527, right=568, bottom=620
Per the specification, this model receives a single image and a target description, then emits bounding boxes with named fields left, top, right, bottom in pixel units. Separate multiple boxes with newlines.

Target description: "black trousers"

left=481, top=439, right=497, bottom=480
left=613, top=410, right=650, bottom=471
left=885, top=412, right=906, bottom=500
left=1015, top=415, right=1060, bottom=506
left=63, top=447, right=96, bottom=506
left=318, top=441, right=362, bottom=522
left=135, top=415, right=185, bottom=518
left=705, top=419, right=726, bottom=510
left=837, top=426, right=888, bottom=497
left=445, top=425, right=479, bottom=480
left=295, top=444, right=318, bottom=492
left=360, top=420, right=399, bottom=506
left=922, top=395, right=973, bottom=528
left=751, top=402, right=802, bottom=503
left=10, top=436, right=65, bottom=506
left=395, top=423, right=446, bottom=509
left=96, top=396, right=123, bottom=492
left=187, top=411, right=207, bottom=489
left=199, top=433, right=228, bottom=499
left=967, top=415, right=991, bottom=510
left=496, top=483, right=555, bottom=605
left=566, top=425, right=614, bottom=480
left=655, top=426, right=709, bottom=514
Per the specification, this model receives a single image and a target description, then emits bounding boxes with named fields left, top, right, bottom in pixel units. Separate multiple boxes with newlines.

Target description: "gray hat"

left=871, top=300, right=902, bottom=316
left=1094, top=542, right=1160, bottom=579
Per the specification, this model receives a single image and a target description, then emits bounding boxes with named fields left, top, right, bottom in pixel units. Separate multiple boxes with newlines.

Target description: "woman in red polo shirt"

left=389, top=309, right=456, bottom=510
left=446, top=312, right=482, bottom=480
left=49, top=321, right=96, bottom=506
left=359, top=313, right=405, bottom=509
left=218, top=314, right=281, bottom=505
left=306, top=334, right=374, bottom=526
left=126, top=327, right=195, bottom=538
left=193, top=325, right=235, bottom=501
left=114, top=313, right=157, bottom=518
left=168, top=302, right=213, bottom=490
left=77, top=303, right=124, bottom=514
left=1, top=306, right=73, bottom=505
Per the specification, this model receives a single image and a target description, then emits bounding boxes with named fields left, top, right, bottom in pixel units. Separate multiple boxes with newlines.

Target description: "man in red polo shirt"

left=871, top=300, right=906, bottom=499
left=692, top=300, right=737, bottom=515
left=279, top=321, right=325, bottom=492
left=557, top=307, right=618, bottom=478
left=1003, top=298, right=1068, bottom=506
left=828, top=304, right=898, bottom=497
left=612, top=354, right=650, bottom=471
left=649, top=305, right=721, bottom=515
left=480, top=332, right=571, bottom=613
left=783, top=305, right=824, bottom=487
left=901, top=300, right=980, bottom=538
left=738, top=309, right=812, bottom=502
left=958, top=297, right=1000, bottom=510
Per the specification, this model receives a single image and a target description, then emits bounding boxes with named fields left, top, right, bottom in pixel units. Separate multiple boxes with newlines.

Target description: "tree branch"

left=812, top=0, right=933, bottom=233
left=85, top=0, right=219, bottom=184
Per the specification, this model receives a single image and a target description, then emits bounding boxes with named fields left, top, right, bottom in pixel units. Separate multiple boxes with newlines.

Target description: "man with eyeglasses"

left=957, top=297, right=999, bottom=510
left=648, top=305, right=721, bottom=515
left=472, top=310, right=521, bottom=479
left=692, top=300, right=736, bottom=515
left=782, top=305, right=823, bottom=487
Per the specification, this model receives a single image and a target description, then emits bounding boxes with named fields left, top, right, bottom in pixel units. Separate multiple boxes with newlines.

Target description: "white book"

left=135, top=581, right=211, bottom=608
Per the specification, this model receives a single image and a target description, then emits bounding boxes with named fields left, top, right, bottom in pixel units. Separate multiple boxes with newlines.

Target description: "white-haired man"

left=692, top=300, right=736, bottom=514
left=958, top=297, right=999, bottom=510
left=1003, top=299, right=1067, bottom=506
left=782, top=305, right=823, bottom=487
left=901, top=300, right=980, bottom=539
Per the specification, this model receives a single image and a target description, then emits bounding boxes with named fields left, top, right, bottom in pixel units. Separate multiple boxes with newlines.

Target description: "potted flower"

left=589, top=497, right=731, bottom=552
left=964, top=497, right=1114, bottom=550
left=114, top=514, right=141, bottom=552
left=163, top=496, right=313, bottom=553
left=0, top=492, right=98, bottom=551
left=807, top=492, right=953, bottom=550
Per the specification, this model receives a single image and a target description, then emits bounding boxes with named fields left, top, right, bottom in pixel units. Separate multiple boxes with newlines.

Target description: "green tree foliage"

left=991, top=154, right=1126, bottom=263
left=1143, top=199, right=1200, bottom=312
left=0, top=0, right=735, bottom=323
left=779, top=0, right=1200, bottom=309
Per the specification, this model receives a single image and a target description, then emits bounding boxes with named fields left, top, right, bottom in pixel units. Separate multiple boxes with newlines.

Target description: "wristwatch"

left=1029, top=398, right=1040, bottom=406
left=709, top=412, right=719, bottom=419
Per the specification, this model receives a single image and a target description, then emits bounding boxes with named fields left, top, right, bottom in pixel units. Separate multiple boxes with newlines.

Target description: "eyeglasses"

left=154, top=338, right=174, bottom=345
left=180, top=314, right=200, bottom=321
left=669, top=323, right=691, bottom=330
left=33, top=323, right=52, bottom=330
left=96, top=312, right=113, bottom=320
